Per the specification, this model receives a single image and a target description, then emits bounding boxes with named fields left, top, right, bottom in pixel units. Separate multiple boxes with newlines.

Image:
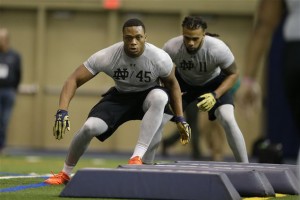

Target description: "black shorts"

left=88, top=86, right=169, bottom=142
left=175, top=69, right=234, bottom=121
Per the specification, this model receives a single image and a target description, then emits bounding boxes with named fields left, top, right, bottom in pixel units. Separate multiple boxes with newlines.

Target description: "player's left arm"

left=214, top=62, right=239, bottom=99
left=161, top=65, right=191, bottom=145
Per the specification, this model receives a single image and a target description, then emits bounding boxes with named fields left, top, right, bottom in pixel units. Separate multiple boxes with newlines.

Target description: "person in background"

left=44, top=18, right=191, bottom=185
left=239, top=0, right=299, bottom=149
left=143, top=16, right=249, bottom=164
left=238, top=0, right=299, bottom=187
left=0, top=28, right=22, bottom=154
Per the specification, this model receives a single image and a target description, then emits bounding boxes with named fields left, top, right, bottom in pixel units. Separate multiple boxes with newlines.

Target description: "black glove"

left=53, top=109, right=70, bottom=140
left=173, top=116, right=191, bottom=145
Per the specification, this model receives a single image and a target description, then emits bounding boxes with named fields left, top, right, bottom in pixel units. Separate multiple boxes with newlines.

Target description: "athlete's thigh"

left=208, top=91, right=234, bottom=121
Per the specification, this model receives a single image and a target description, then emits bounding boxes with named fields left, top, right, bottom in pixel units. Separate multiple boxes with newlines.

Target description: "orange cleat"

left=128, top=156, right=142, bottom=165
left=44, top=171, right=70, bottom=185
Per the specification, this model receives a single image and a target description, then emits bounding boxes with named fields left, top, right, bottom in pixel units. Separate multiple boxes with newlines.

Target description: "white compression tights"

left=130, top=89, right=169, bottom=159
left=63, top=88, right=168, bottom=173
left=215, top=104, right=249, bottom=163
left=142, top=104, right=249, bottom=164
left=142, top=113, right=173, bottom=164
left=64, top=117, right=108, bottom=167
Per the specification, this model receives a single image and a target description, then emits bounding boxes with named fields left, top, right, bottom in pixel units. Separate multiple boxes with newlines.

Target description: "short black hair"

left=122, top=18, right=146, bottom=33
left=182, top=16, right=207, bottom=30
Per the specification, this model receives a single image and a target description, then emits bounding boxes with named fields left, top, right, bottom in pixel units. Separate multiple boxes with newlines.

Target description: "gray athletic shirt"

left=163, top=35, right=234, bottom=86
left=84, top=42, right=173, bottom=92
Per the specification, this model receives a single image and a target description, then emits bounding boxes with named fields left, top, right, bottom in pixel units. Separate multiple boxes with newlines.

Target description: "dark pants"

left=0, top=88, right=16, bottom=149
left=88, top=86, right=168, bottom=142
left=283, top=42, right=300, bottom=134
left=266, top=21, right=300, bottom=158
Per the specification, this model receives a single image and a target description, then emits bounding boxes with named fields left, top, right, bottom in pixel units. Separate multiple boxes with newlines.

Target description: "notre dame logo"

left=113, top=68, right=129, bottom=80
left=179, top=60, right=194, bottom=70
left=179, top=60, right=207, bottom=72
left=113, top=68, right=151, bottom=82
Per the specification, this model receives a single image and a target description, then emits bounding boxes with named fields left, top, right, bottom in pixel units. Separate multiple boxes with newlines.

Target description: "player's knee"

left=81, top=117, right=108, bottom=137
left=150, top=89, right=168, bottom=106
left=215, top=105, right=235, bottom=124
left=218, top=113, right=234, bottom=124
left=143, top=89, right=168, bottom=111
left=81, top=123, right=98, bottom=137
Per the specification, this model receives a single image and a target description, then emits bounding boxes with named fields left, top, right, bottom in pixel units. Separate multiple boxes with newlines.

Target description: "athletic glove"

left=197, top=92, right=217, bottom=112
left=173, top=116, right=191, bottom=145
left=53, top=109, right=70, bottom=140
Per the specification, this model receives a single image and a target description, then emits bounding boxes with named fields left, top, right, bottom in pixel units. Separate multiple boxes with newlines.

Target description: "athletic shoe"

left=44, top=171, right=70, bottom=185
left=128, top=156, right=142, bottom=165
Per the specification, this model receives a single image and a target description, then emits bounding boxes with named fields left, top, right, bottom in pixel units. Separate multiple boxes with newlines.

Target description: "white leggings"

left=215, top=104, right=248, bottom=163
left=64, top=88, right=168, bottom=166
left=144, top=104, right=249, bottom=163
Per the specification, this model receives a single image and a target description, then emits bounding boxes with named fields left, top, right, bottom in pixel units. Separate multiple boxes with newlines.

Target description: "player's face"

left=182, top=27, right=205, bottom=54
left=123, top=26, right=146, bottom=58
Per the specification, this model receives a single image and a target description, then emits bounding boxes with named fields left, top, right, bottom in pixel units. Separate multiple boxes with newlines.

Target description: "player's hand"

left=173, top=116, right=191, bottom=145
left=53, top=109, right=70, bottom=140
left=197, top=92, right=216, bottom=112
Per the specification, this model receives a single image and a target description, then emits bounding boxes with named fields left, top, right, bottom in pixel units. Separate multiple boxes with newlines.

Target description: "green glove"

left=53, top=109, right=70, bottom=140
left=173, top=116, right=191, bottom=145
left=197, top=92, right=216, bottom=112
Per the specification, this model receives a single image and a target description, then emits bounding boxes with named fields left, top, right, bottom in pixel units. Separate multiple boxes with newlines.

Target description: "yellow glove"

left=53, top=109, right=70, bottom=140
left=173, top=116, right=191, bottom=145
left=197, top=92, right=216, bottom=112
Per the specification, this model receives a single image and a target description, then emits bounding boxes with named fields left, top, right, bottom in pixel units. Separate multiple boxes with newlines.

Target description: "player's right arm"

left=58, top=64, right=95, bottom=110
left=53, top=64, right=95, bottom=140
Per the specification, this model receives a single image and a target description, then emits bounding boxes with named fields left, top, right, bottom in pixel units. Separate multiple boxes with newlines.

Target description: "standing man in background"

left=240, top=0, right=300, bottom=134
left=0, top=28, right=22, bottom=154
left=238, top=0, right=300, bottom=186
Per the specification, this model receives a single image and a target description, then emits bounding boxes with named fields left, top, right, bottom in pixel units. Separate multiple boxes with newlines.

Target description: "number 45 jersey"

left=84, top=42, right=173, bottom=93
left=163, top=35, right=234, bottom=86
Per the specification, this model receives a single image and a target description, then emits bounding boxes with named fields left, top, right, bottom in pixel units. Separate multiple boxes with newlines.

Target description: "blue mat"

left=119, top=164, right=275, bottom=197
left=60, top=168, right=241, bottom=200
